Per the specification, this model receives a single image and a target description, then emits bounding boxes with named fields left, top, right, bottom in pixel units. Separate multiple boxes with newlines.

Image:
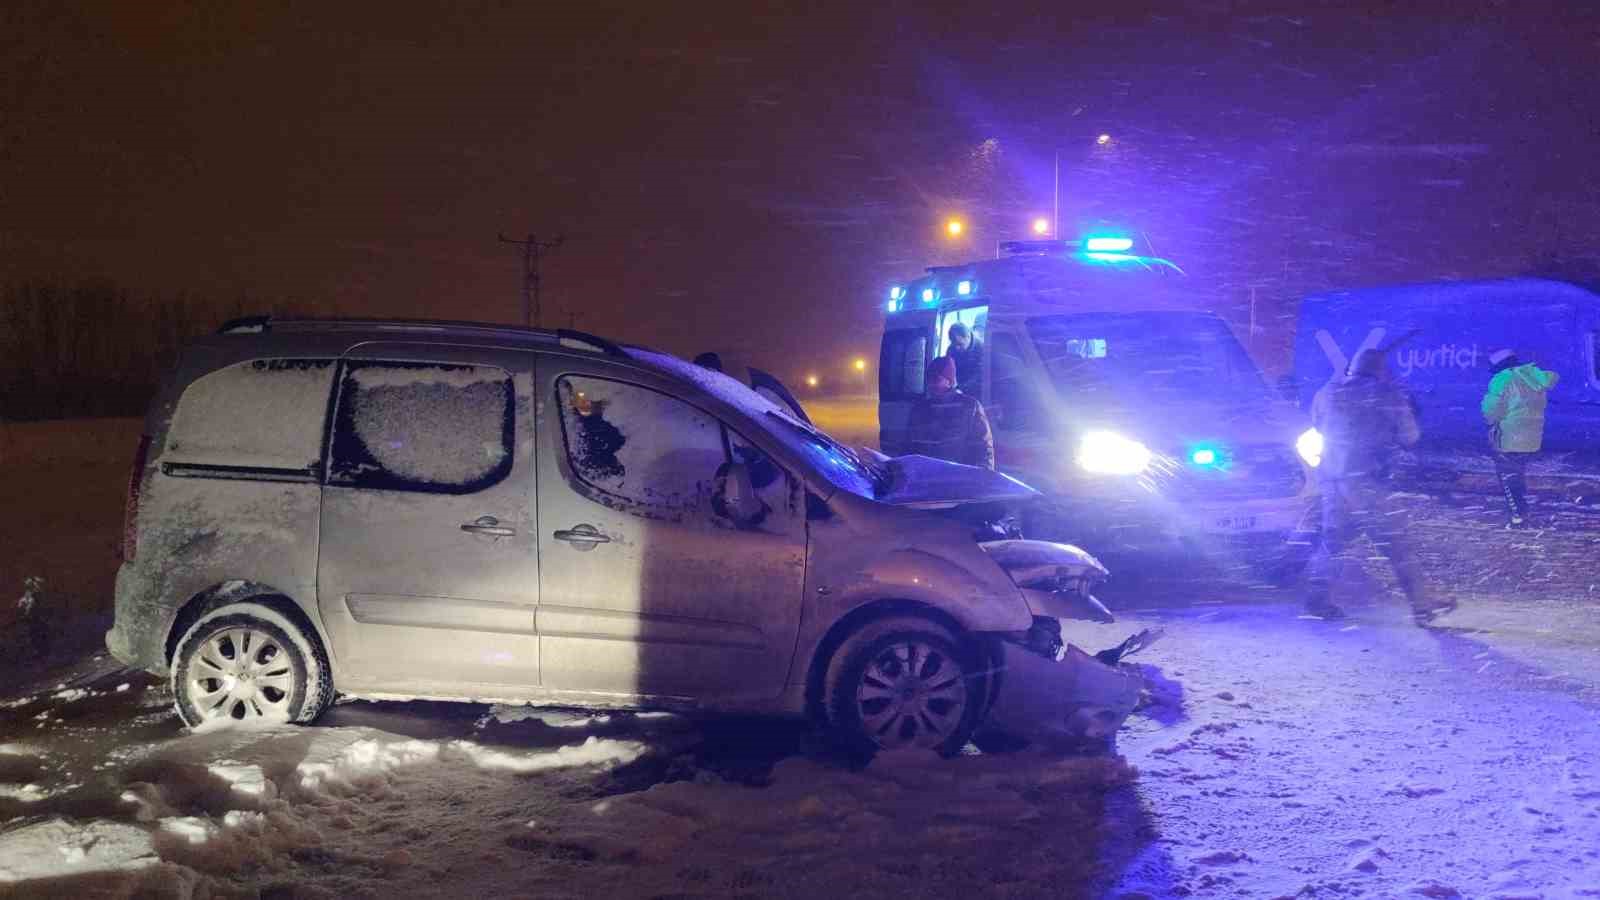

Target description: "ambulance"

left=878, top=238, right=1320, bottom=581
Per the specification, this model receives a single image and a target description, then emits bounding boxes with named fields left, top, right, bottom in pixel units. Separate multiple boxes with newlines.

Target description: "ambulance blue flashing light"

left=957, top=280, right=973, bottom=296
left=921, top=287, right=936, bottom=303
left=1084, top=236, right=1134, bottom=252
left=1190, top=447, right=1219, bottom=467
left=887, top=285, right=905, bottom=313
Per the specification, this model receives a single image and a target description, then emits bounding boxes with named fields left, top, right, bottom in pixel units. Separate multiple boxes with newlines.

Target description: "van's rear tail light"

left=122, top=435, right=152, bottom=562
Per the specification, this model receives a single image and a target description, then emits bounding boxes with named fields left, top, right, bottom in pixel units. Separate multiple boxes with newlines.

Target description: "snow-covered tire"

left=171, top=601, right=332, bottom=728
left=822, top=615, right=985, bottom=759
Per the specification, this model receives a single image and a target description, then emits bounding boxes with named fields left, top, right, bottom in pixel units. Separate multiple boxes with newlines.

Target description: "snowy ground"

left=4, top=418, right=1600, bottom=898
left=2, top=579, right=1598, bottom=898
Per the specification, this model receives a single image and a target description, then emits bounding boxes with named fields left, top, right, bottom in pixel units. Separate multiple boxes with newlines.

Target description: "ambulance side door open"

left=878, top=316, right=936, bottom=454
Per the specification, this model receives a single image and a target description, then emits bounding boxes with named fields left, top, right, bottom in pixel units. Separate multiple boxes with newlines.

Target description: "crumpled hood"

left=877, top=454, right=1041, bottom=509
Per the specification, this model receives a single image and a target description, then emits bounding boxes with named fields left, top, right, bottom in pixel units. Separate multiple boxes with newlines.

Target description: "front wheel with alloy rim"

left=823, top=615, right=986, bottom=758
left=171, top=601, right=332, bottom=728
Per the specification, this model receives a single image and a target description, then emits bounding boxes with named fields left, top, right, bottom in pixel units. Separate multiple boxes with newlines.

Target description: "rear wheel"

left=822, top=616, right=984, bottom=758
left=171, top=602, right=332, bottom=728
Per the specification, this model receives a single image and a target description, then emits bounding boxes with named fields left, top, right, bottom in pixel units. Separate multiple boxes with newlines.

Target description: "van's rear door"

left=316, top=342, right=541, bottom=695
left=878, top=315, right=936, bottom=454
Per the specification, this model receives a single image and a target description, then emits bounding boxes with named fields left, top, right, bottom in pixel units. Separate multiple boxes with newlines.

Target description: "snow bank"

left=207, top=762, right=272, bottom=798
left=291, top=731, right=650, bottom=797
left=451, top=736, right=645, bottom=773
left=187, top=711, right=293, bottom=736
left=479, top=705, right=614, bottom=728
left=0, top=818, right=157, bottom=882
left=295, top=736, right=442, bottom=797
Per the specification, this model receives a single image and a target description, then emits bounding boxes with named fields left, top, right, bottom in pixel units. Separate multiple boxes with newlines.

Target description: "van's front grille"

left=1162, top=444, right=1306, bottom=501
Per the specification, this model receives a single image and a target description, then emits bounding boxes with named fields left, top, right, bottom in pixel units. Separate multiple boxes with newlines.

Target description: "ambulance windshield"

left=1029, top=311, right=1272, bottom=406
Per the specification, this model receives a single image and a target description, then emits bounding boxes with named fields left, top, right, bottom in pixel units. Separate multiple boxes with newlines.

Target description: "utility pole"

left=1053, top=151, right=1060, bottom=239
left=498, top=233, right=565, bottom=328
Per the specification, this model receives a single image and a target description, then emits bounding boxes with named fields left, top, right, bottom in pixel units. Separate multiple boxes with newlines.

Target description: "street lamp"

left=1096, top=133, right=1112, bottom=146
left=805, top=374, right=819, bottom=388
left=852, top=358, right=867, bottom=373
left=945, top=218, right=964, bottom=238
left=1032, top=217, right=1051, bottom=236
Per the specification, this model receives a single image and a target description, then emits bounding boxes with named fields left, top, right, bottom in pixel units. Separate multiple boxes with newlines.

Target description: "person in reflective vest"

left=1481, top=348, right=1559, bottom=527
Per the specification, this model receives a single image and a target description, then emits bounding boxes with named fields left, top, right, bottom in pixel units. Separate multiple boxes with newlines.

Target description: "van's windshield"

left=1028, top=311, right=1272, bottom=407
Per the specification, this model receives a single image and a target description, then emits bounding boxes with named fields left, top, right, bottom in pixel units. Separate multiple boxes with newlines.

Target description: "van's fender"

left=817, top=547, right=1035, bottom=634
left=785, top=490, right=1035, bottom=703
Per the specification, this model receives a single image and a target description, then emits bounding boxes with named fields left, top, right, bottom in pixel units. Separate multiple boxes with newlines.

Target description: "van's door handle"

left=461, top=515, right=516, bottom=537
left=553, top=524, right=611, bottom=549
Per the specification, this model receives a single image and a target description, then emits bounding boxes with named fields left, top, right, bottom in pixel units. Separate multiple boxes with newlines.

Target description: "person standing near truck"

left=905, top=356, right=995, bottom=469
left=1305, top=348, right=1453, bottom=624
left=1482, top=349, right=1560, bottom=527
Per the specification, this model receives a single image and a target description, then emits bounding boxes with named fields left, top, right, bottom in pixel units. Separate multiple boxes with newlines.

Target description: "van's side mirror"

left=714, top=462, right=767, bottom=529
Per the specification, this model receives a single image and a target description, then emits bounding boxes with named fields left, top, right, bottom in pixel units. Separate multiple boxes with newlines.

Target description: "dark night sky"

left=4, top=1, right=1598, bottom=383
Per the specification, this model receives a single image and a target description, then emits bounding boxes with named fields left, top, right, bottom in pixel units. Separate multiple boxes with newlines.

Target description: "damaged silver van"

left=108, top=317, right=1146, bottom=755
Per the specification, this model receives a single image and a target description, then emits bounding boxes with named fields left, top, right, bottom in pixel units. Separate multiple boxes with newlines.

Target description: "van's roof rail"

left=554, top=329, right=625, bottom=356
left=214, top=315, right=626, bottom=357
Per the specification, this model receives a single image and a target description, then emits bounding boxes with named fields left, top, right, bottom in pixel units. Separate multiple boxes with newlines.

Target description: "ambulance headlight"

left=1076, top=431, right=1152, bottom=475
left=1296, top=428, right=1324, bottom=468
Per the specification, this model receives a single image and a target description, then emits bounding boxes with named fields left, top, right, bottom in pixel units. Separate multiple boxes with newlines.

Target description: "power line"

left=497, top=232, right=565, bottom=328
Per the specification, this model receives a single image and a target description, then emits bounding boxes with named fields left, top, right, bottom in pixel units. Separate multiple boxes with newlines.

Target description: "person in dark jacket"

left=945, top=323, right=984, bottom=399
left=1482, top=348, right=1559, bottom=527
left=1305, top=348, right=1453, bottom=624
left=905, top=356, right=994, bottom=469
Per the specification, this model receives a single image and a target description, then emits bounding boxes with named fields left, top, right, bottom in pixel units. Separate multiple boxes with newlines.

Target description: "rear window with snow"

left=557, top=376, right=727, bottom=514
left=165, top=359, right=336, bottom=472
left=328, top=362, right=513, bottom=494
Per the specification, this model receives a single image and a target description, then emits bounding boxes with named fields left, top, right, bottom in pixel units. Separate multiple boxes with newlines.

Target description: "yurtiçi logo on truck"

left=1315, top=328, right=1480, bottom=378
